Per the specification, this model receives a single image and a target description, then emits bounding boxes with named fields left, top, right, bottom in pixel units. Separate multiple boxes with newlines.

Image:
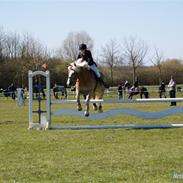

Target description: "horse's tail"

left=93, top=78, right=105, bottom=100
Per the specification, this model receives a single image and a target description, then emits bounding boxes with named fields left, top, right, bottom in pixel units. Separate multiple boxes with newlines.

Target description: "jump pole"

left=28, top=70, right=183, bottom=130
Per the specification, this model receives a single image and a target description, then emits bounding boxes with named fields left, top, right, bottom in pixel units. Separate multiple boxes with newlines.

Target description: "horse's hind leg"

left=93, top=103, right=98, bottom=111
left=98, top=103, right=103, bottom=113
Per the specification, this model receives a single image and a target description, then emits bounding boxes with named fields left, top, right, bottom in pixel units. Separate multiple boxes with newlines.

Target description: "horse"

left=53, top=85, right=67, bottom=99
left=177, top=86, right=181, bottom=92
left=124, top=81, right=149, bottom=99
left=3, top=85, right=16, bottom=100
left=67, top=61, right=105, bottom=117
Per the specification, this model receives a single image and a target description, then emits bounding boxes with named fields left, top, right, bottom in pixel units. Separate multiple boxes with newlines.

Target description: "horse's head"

left=66, top=63, right=78, bottom=87
left=124, top=81, right=131, bottom=89
left=66, top=60, right=90, bottom=87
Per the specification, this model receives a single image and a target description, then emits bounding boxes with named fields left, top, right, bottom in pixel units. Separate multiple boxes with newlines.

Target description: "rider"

left=130, top=77, right=139, bottom=92
left=75, top=43, right=108, bottom=88
left=77, top=43, right=101, bottom=78
left=133, top=77, right=139, bottom=88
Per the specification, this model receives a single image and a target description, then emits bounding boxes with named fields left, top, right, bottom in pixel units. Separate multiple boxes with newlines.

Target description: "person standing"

left=8, top=83, right=16, bottom=100
left=159, top=80, right=166, bottom=98
left=168, top=76, right=176, bottom=106
left=117, top=83, right=123, bottom=99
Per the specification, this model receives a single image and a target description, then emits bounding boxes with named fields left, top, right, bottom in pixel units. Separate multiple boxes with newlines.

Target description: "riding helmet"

left=79, top=43, right=87, bottom=50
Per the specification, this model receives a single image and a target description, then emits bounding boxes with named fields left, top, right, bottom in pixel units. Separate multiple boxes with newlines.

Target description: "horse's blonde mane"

left=75, top=60, right=89, bottom=69
left=69, top=60, right=90, bottom=73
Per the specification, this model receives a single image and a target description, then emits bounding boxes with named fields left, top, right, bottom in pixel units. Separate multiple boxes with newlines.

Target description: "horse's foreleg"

left=77, top=101, right=82, bottom=111
left=128, top=94, right=132, bottom=99
left=140, top=92, right=143, bottom=99
left=84, top=95, right=90, bottom=117
left=76, top=91, right=82, bottom=111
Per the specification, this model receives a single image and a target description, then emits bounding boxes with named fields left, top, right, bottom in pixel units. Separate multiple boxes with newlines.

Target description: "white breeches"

left=90, top=64, right=101, bottom=78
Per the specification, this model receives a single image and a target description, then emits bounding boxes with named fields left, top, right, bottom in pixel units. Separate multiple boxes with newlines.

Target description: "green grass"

left=0, top=97, right=183, bottom=183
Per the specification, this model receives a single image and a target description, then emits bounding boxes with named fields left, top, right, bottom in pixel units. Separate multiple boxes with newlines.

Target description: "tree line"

left=0, top=27, right=183, bottom=89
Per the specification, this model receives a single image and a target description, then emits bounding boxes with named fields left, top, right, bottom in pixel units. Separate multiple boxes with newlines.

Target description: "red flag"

left=42, top=63, right=48, bottom=70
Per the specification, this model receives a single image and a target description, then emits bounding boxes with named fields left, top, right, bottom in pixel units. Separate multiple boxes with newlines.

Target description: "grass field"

left=0, top=94, right=183, bottom=183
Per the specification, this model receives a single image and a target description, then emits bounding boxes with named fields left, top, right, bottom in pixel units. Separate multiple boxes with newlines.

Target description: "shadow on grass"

left=0, top=121, right=15, bottom=125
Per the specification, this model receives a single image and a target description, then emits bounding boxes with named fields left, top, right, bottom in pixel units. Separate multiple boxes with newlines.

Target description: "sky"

left=0, top=0, right=183, bottom=65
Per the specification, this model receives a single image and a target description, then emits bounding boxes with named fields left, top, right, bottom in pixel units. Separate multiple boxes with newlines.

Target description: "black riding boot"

left=98, top=77, right=109, bottom=88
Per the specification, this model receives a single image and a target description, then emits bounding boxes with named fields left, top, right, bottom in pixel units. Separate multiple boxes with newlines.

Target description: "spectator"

left=159, top=80, right=166, bottom=98
left=117, top=83, right=123, bottom=99
left=8, top=83, right=16, bottom=100
left=168, top=76, right=176, bottom=106
left=0, top=88, right=3, bottom=94
left=53, top=83, right=59, bottom=99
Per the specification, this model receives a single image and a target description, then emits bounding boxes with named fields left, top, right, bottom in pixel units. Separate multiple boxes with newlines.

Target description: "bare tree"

left=18, top=33, right=49, bottom=86
left=123, top=36, right=148, bottom=83
left=151, top=48, right=164, bottom=83
left=101, top=39, right=123, bottom=85
left=20, top=33, right=41, bottom=59
left=20, top=33, right=49, bottom=68
left=61, top=31, right=94, bottom=61
left=5, top=32, right=20, bottom=60
left=0, top=27, right=6, bottom=61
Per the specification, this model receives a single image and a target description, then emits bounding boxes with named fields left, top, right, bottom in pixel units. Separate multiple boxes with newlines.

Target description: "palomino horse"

left=67, top=61, right=105, bottom=117
left=124, top=81, right=149, bottom=99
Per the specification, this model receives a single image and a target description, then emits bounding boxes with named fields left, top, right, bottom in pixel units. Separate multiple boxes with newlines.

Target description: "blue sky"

left=0, top=0, right=183, bottom=65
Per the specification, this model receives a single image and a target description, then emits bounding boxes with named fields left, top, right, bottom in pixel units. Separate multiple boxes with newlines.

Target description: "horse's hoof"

left=77, top=106, right=82, bottom=111
left=93, top=106, right=98, bottom=111
left=84, top=111, right=89, bottom=117
left=98, top=109, right=103, bottom=113
left=98, top=106, right=103, bottom=113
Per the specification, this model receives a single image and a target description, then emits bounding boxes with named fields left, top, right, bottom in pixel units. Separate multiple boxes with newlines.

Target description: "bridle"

left=67, top=63, right=80, bottom=86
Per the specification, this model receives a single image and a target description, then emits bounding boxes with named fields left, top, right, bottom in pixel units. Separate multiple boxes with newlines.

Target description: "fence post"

left=28, top=70, right=33, bottom=128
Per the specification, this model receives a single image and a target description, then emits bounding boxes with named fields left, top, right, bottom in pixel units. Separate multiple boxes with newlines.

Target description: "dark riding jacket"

left=160, top=82, right=166, bottom=92
left=133, top=80, right=139, bottom=88
left=77, top=49, right=96, bottom=66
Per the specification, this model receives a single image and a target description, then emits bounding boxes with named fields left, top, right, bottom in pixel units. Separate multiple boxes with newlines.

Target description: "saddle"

left=72, top=60, right=108, bottom=88
left=130, top=86, right=139, bottom=92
